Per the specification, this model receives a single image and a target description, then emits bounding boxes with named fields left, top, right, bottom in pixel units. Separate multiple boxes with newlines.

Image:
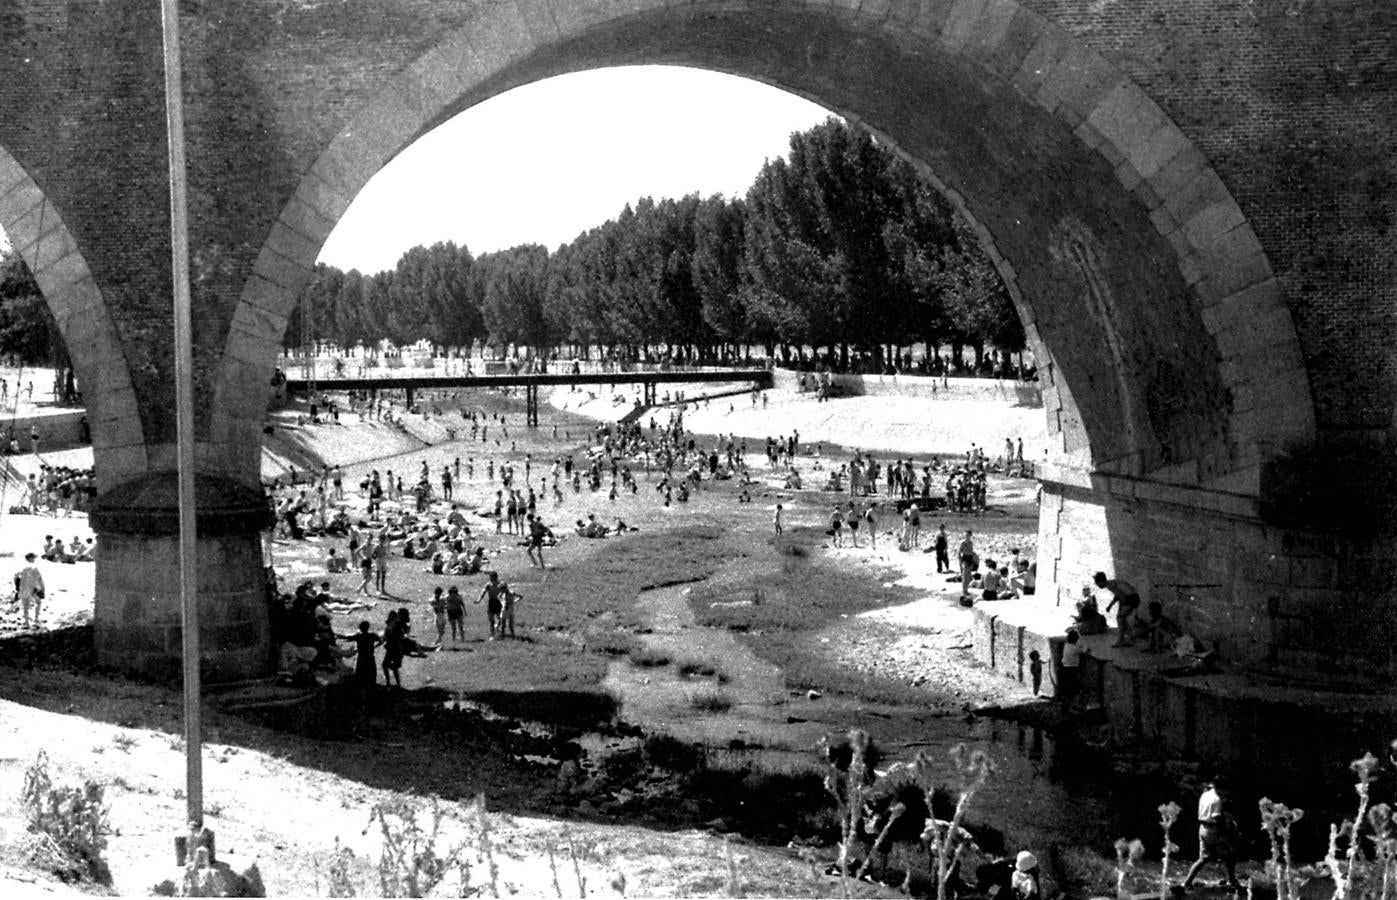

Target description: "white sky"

left=317, top=66, right=833, bottom=274
left=0, top=67, right=832, bottom=274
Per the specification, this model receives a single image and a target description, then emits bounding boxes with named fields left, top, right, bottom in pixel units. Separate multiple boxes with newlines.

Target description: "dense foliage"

left=291, top=119, right=1023, bottom=370
left=0, top=247, right=77, bottom=399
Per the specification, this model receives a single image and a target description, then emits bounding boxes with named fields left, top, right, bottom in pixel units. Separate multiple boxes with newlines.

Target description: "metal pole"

left=159, top=0, right=202, bottom=832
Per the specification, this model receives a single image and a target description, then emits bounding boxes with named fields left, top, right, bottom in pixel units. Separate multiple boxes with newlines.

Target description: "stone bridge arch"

left=0, top=146, right=146, bottom=487
left=216, top=0, right=1315, bottom=493
left=212, top=0, right=1326, bottom=664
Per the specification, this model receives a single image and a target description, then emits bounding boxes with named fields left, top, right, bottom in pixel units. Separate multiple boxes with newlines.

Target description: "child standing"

left=445, top=585, right=466, bottom=643
left=500, top=588, right=519, bottom=639
left=430, top=587, right=447, bottom=646
left=774, top=504, right=783, bottom=536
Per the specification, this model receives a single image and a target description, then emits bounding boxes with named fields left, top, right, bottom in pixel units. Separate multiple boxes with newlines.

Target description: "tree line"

left=0, top=247, right=77, bottom=400
left=0, top=119, right=1024, bottom=379
left=290, top=118, right=1025, bottom=373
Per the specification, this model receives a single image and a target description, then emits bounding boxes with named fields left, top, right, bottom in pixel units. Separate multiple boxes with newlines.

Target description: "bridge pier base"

left=90, top=474, right=276, bottom=681
left=525, top=384, right=539, bottom=427
left=643, top=382, right=656, bottom=406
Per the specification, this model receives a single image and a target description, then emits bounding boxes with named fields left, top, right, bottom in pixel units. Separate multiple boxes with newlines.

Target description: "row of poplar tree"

left=290, top=118, right=1026, bottom=372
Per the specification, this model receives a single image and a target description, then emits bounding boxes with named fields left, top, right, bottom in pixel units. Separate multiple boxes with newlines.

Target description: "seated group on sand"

left=41, top=534, right=95, bottom=563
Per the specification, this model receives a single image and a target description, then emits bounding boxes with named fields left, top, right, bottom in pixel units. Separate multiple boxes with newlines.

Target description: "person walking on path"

left=15, top=552, right=44, bottom=629
left=1181, top=776, right=1242, bottom=892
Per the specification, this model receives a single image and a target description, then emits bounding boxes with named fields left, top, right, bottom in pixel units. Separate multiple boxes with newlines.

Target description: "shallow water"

left=602, top=584, right=1140, bottom=861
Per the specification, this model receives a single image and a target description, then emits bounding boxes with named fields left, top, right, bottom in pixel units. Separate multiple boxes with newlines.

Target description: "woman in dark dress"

left=342, top=621, right=381, bottom=689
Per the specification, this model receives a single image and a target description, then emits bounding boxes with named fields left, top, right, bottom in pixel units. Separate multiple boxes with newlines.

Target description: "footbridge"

left=280, top=366, right=773, bottom=425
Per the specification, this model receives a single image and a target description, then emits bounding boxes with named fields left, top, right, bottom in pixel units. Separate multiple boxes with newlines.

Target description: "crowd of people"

left=13, top=465, right=97, bottom=517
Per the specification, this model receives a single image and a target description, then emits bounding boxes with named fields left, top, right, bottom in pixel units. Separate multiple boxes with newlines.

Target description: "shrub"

left=628, top=647, right=672, bottom=668
left=643, top=734, right=703, bottom=773
left=689, top=690, right=733, bottom=713
left=676, top=658, right=720, bottom=679
left=20, top=750, right=111, bottom=884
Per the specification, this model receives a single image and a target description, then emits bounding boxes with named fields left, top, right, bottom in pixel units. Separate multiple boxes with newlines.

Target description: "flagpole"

left=159, top=0, right=202, bottom=834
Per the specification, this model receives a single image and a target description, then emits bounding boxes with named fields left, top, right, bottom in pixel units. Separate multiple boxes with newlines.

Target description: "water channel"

left=600, top=583, right=1147, bottom=864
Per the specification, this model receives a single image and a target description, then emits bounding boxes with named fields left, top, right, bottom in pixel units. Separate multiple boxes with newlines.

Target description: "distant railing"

left=275, top=356, right=765, bottom=383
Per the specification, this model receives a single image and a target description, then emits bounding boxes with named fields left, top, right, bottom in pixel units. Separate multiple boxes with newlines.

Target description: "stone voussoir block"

left=1049, top=46, right=1122, bottom=122
left=0, top=176, right=45, bottom=224
left=940, top=0, right=990, bottom=53
left=352, top=87, right=431, bottom=163
left=291, top=170, right=354, bottom=226
left=0, top=151, right=29, bottom=197
left=1011, top=22, right=1069, bottom=94
left=264, top=220, right=321, bottom=270
left=21, top=222, right=80, bottom=274
left=963, top=0, right=1019, bottom=55
left=981, top=5, right=1043, bottom=79
left=511, top=0, right=565, bottom=43
left=251, top=244, right=314, bottom=297
left=1084, top=81, right=1151, bottom=147
left=276, top=196, right=339, bottom=249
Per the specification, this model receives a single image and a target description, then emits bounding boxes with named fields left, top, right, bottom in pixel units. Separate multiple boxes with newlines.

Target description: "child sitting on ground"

left=1142, top=600, right=1183, bottom=652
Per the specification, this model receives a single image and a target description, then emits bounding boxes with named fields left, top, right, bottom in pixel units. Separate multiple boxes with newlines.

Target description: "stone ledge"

left=971, top=598, right=1397, bottom=783
left=91, top=473, right=273, bottom=537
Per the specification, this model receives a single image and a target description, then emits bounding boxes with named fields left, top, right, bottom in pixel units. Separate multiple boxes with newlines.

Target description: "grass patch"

left=628, top=647, right=672, bottom=668
left=460, top=688, right=619, bottom=730
left=584, top=631, right=637, bottom=658
left=687, top=689, right=733, bottom=713
left=689, top=541, right=947, bottom=706
left=675, top=658, right=721, bottom=679
left=642, top=734, right=703, bottom=773
left=681, top=758, right=838, bottom=845
left=691, top=547, right=916, bottom=634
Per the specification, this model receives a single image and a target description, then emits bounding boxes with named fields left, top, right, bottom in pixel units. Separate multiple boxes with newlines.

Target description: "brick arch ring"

left=210, top=0, right=1314, bottom=496
left=0, top=146, right=147, bottom=489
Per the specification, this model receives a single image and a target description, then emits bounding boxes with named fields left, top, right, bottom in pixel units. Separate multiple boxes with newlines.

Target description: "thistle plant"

left=1158, top=801, right=1181, bottom=900
left=821, top=729, right=874, bottom=897
left=1366, top=803, right=1396, bottom=900
left=1258, top=798, right=1303, bottom=900
left=1114, top=838, right=1145, bottom=899
left=1339, top=753, right=1382, bottom=900
left=922, top=743, right=994, bottom=900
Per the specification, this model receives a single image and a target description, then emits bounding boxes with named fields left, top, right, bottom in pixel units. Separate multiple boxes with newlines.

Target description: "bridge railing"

left=276, top=356, right=767, bottom=383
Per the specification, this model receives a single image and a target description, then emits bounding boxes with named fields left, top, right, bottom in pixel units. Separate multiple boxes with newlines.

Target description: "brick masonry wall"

left=1021, top=0, right=1397, bottom=433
